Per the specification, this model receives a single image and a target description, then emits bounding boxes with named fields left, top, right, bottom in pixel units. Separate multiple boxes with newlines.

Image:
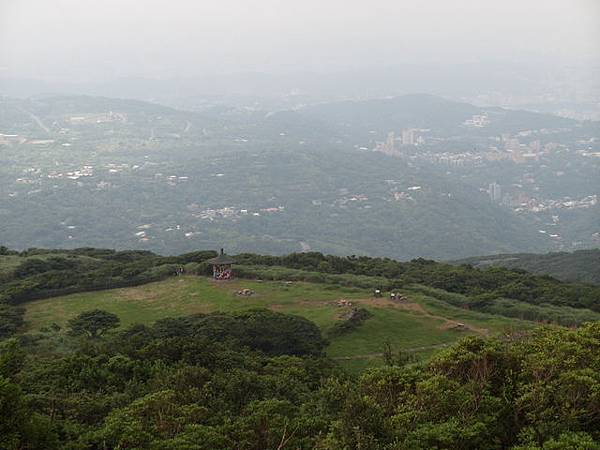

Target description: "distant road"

left=21, top=108, right=51, bottom=134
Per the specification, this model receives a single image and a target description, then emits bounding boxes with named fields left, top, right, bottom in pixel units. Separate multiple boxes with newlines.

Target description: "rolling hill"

left=3, top=246, right=600, bottom=371
left=21, top=275, right=529, bottom=372
left=298, top=93, right=576, bottom=136
left=454, top=248, right=600, bottom=285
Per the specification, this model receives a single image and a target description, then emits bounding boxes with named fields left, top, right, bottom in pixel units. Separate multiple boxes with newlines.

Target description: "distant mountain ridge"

left=454, top=249, right=600, bottom=285
left=298, top=93, right=576, bottom=136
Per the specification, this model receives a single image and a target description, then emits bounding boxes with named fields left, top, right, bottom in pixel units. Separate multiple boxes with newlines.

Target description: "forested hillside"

left=455, top=249, right=600, bottom=285
left=300, top=94, right=576, bottom=136
left=2, top=307, right=599, bottom=449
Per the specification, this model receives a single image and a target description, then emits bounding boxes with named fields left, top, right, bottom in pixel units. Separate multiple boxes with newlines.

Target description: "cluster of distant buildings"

left=373, top=129, right=428, bottom=156
left=67, top=112, right=127, bottom=125
left=372, top=113, right=494, bottom=158
left=463, top=114, right=491, bottom=128
left=370, top=121, right=579, bottom=170
left=129, top=204, right=287, bottom=243
left=47, top=166, right=94, bottom=180
left=0, top=132, right=55, bottom=146
left=334, top=194, right=370, bottom=208
left=189, top=205, right=285, bottom=221
left=514, top=194, right=598, bottom=213
left=499, top=134, right=550, bottom=164
left=487, top=181, right=597, bottom=213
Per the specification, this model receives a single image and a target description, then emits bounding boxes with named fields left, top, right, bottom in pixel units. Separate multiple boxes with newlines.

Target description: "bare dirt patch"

left=354, top=297, right=427, bottom=313
left=439, top=320, right=489, bottom=335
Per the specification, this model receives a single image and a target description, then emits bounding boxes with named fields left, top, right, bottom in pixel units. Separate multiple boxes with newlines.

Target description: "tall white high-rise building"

left=402, top=129, right=415, bottom=146
left=386, top=131, right=395, bottom=151
left=489, top=182, right=502, bottom=203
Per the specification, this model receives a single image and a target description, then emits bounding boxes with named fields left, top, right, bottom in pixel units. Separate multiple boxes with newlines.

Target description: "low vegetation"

left=327, top=307, right=372, bottom=337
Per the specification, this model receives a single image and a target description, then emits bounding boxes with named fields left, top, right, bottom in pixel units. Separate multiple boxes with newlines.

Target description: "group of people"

left=373, top=289, right=406, bottom=301
left=213, top=266, right=233, bottom=280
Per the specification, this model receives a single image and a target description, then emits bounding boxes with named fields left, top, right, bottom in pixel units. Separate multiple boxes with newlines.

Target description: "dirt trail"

left=210, top=279, right=489, bottom=340
left=268, top=295, right=489, bottom=337
left=327, top=297, right=489, bottom=361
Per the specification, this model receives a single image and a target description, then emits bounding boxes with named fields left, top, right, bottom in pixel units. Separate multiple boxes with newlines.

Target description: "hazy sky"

left=1, top=0, right=599, bottom=81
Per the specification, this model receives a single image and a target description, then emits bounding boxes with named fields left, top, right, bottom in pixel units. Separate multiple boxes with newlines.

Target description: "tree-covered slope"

left=2, top=307, right=599, bottom=449
left=299, top=93, right=576, bottom=136
left=455, top=249, right=600, bottom=285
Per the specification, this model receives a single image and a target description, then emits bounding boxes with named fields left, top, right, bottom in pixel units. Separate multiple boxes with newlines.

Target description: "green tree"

left=67, top=309, right=120, bottom=338
left=0, top=376, right=58, bottom=450
left=513, top=431, right=600, bottom=449
left=99, top=390, right=208, bottom=449
left=0, top=305, right=25, bottom=339
left=382, top=341, right=416, bottom=367
left=0, top=338, right=25, bottom=379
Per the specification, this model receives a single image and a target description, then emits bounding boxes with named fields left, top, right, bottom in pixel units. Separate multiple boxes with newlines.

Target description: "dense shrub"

left=2, top=315, right=599, bottom=449
left=328, top=307, right=372, bottom=337
left=151, top=309, right=327, bottom=356
left=0, top=305, right=25, bottom=339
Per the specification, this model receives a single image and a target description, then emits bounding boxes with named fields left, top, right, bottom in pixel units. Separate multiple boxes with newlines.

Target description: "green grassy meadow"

left=23, top=276, right=528, bottom=370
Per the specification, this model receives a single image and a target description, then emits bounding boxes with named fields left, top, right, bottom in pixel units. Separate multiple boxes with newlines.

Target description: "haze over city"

left=1, top=0, right=599, bottom=82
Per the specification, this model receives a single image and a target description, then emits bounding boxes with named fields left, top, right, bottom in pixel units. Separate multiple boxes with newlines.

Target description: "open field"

left=24, top=275, right=530, bottom=370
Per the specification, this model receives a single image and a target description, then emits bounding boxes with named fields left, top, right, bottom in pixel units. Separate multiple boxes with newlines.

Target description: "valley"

left=1, top=94, right=598, bottom=260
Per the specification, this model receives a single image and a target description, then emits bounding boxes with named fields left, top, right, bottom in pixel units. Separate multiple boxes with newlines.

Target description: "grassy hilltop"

left=23, top=275, right=524, bottom=371
left=2, top=246, right=600, bottom=369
